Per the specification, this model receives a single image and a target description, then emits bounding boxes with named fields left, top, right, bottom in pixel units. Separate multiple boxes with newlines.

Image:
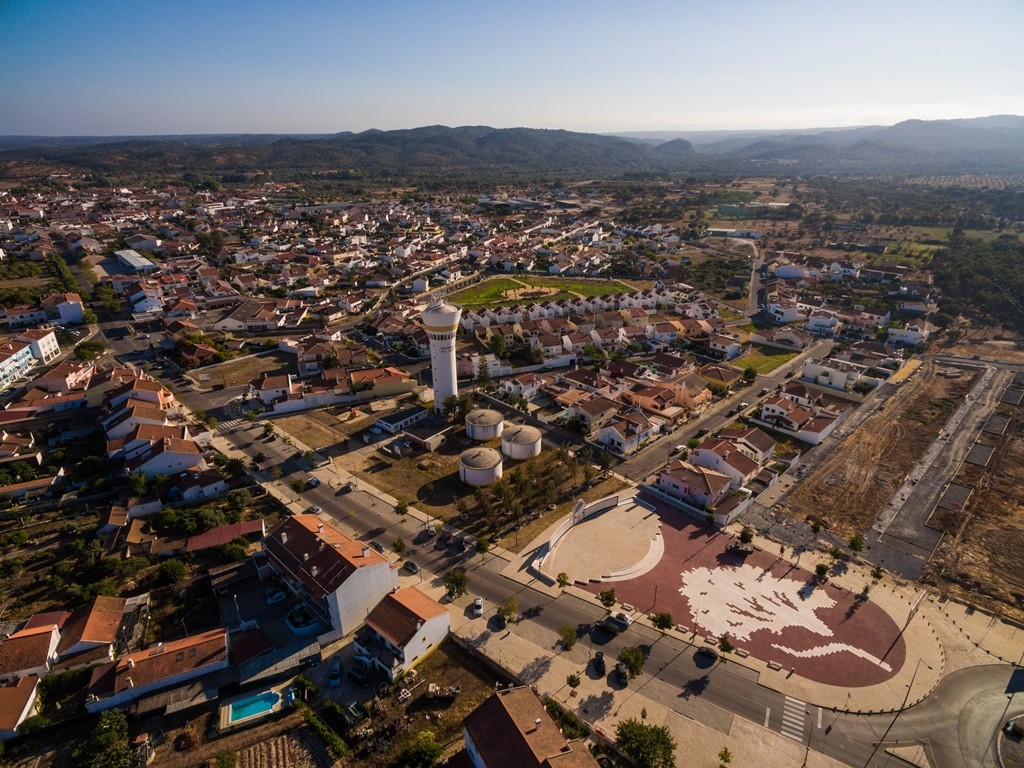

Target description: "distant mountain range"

left=2, top=116, right=1023, bottom=181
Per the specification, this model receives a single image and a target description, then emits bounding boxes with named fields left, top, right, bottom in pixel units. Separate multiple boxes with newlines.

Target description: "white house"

left=0, top=677, right=39, bottom=741
left=261, top=516, right=399, bottom=642
left=0, top=625, right=60, bottom=683
left=354, top=587, right=449, bottom=681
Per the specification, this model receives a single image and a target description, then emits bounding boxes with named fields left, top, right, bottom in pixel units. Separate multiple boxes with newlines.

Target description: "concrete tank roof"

left=502, top=424, right=542, bottom=444
left=459, top=447, right=502, bottom=469
left=466, top=409, right=504, bottom=428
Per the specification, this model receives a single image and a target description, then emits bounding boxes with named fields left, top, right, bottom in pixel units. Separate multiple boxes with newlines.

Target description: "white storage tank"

left=465, top=409, right=505, bottom=441
left=459, top=447, right=503, bottom=487
left=501, top=424, right=543, bottom=460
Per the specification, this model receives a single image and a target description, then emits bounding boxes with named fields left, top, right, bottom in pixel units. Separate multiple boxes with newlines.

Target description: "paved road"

left=176, top=348, right=1022, bottom=768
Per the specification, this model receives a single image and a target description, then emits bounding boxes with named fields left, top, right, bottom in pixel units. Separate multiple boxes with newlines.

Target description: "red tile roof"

left=364, top=587, right=447, bottom=648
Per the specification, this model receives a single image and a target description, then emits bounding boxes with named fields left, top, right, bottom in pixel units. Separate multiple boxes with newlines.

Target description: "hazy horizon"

left=2, top=0, right=1021, bottom=136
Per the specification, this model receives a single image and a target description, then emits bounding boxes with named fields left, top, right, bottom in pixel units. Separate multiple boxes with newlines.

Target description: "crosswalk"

left=219, top=417, right=245, bottom=430
left=781, top=696, right=806, bottom=741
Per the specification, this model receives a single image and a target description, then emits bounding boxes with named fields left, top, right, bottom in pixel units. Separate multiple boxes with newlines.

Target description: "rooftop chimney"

left=311, top=565, right=319, bottom=577
left=362, top=545, right=370, bottom=557
left=303, top=553, right=309, bottom=561
left=534, top=718, right=542, bottom=731
left=281, top=532, right=288, bottom=545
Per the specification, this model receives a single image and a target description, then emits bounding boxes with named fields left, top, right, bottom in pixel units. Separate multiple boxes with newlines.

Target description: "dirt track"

left=780, top=361, right=977, bottom=538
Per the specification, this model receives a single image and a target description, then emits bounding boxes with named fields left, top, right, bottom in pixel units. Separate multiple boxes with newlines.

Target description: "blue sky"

left=1, top=0, right=1021, bottom=136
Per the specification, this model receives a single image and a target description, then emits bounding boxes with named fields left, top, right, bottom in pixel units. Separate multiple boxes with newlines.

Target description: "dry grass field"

left=201, top=351, right=293, bottom=388
left=925, top=408, right=1024, bottom=622
left=779, top=362, right=977, bottom=538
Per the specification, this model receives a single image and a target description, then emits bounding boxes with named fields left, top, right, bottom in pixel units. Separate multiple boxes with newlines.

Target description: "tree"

left=475, top=535, right=491, bottom=555
left=262, top=423, right=275, bottom=436
left=224, top=457, right=247, bottom=477
left=651, top=611, right=673, bottom=631
left=742, top=365, right=757, bottom=382
left=392, top=537, right=406, bottom=555
left=497, top=595, right=519, bottom=624
left=559, top=622, right=577, bottom=650
left=598, top=589, right=616, bottom=608
left=849, top=533, right=865, bottom=553
left=871, top=564, right=885, bottom=581
left=206, top=416, right=218, bottom=431
left=159, top=558, right=187, bottom=585
left=126, top=472, right=147, bottom=496
left=475, top=359, right=493, bottom=390
left=618, top=646, right=645, bottom=678
left=719, top=635, right=735, bottom=653
left=394, top=499, right=409, bottom=516
left=290, top=479, right=306, bottom=494
left=444, top=568, right=468, bottom=599
left=556, top=572, right=571, bottom=591
left=719, top=747, right=733, bottom=768
left=615, top=718, right=677, bottom=768
left=397, top=730, right=442, bottom=768
left=815, top=562, right=830, bottom=581
left=73, top=709, right=130, bottom=768
left=739, top=527, right=754, bottom=544
left=566, top=673, right=580, bottom=690
left=441, top=395, right=459, bottom=418
left=81, top=308, right=99, bottom=325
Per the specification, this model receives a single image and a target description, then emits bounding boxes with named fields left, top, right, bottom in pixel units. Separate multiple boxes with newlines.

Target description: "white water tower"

left=421, top=298, right=462, bottom=413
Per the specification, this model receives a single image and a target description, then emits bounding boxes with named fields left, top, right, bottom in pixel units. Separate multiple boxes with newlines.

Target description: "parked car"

left=696, top=427, right=709, bottom=437
left=592, top=650, right=606, bottom=676
left=369, top=541, right=385, bottom=554
left=671, top=444, right=686, bottom=455
left=696, top=646, right=720, bottom=662
left=336, top=481, right=354, bottom=495
left=306, top=476, right=321, bottom=488
left=759, top=388, right=770, bottom=396
left=347, top=667, right=370, bottom=687
left=403, top=560, right=420, bottom=574
left=472, top=597, right=484, bottom=617
left=726, top=542, right=754, bottom=556
left=329, top=655, right=342, bottom=688
left=305, top=505, right=322, bottom=515
left=265, top=589, right=286, bottom=606
left=598, top=611, right=633, bottom=636
left=739, top=402, right=749, bottom=409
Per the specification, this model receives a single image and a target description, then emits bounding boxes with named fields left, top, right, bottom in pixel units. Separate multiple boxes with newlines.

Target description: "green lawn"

left=448, top=275, right=636, bottom=308
left=520, top=276, right=634, bottom=297
left=739, top=344, right=799, bottom=374
left=448, top=278, right=525, bottom=306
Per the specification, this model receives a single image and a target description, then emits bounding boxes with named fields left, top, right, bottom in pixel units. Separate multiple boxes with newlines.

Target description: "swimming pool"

left=228, top=691, right=280, bottom=724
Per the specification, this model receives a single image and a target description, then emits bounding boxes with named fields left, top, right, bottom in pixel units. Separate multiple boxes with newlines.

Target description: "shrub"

left=300, top=706, right=347, bottom=758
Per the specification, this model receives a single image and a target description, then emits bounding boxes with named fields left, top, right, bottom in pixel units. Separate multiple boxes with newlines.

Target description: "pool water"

left=229, top=691, right=280, bottom=723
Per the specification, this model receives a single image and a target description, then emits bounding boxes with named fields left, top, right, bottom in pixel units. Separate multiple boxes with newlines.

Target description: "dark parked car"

left=696, top=646, right=720, bottom=662
left=614, top=662, right=629, bottom=686
left=347, top=667, right=370, bottom=687
left=592, top=650, right=606, bottom=676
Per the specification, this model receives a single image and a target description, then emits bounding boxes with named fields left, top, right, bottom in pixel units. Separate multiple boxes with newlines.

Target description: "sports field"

left=449, top=275, right=635, bottom=308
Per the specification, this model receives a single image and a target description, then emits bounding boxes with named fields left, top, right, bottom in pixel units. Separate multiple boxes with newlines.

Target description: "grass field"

left=449, top=275, right=637, bottom=308
left=738, top=344, right=800, bottom=373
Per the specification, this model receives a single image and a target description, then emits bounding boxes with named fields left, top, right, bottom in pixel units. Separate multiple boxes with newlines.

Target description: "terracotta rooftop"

left=364, top=587, right=447, bottom=648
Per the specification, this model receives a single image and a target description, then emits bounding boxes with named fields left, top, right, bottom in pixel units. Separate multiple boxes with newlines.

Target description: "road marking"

left=764, top=707, right=771, bottom=727
left=781, top=696, right=806, bottom=741
left=817, top=707, right=822, bottom=729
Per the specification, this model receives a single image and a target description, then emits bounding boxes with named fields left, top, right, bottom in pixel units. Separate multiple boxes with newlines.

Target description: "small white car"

left=472, top=597, right=484, bottom=617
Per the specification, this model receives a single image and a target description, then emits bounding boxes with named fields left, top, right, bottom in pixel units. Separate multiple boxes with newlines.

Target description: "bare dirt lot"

left=780, top=361, right=978, bottom=539
left=199, top=351, right=293, bottom=388
left=937, top=325, right=1024, bottom=364
left=924, top=408, right=1024, bottom=623
left=275, top=407, right=378, bottom=453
